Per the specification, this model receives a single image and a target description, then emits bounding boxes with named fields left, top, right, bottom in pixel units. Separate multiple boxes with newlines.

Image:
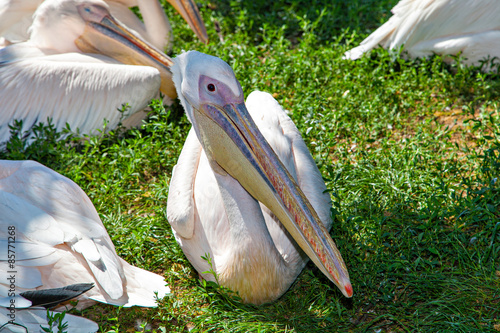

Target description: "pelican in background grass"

left=166, top=51, right=353, bottom=304
left=344, top=0, right=500, bottom=71
left=0, top=0, right=207, bottom=147
left=0, top=0, right=208, bottom=50
left=0, top=160, right=169, bottom=331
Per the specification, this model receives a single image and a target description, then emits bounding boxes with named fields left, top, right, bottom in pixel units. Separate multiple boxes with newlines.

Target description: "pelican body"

left=0, top=0, right=206, bottom=147
left=0, top=160, right=169, bottom=311
left=167, top=51, right=352, bottom=304
left=344, top=0, right=500, bottom=70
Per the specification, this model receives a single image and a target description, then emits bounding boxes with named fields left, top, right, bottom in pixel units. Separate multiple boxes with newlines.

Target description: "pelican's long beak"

left=191, top=99, right=353, bottom=298
left=166, top=0, right=208, bottom=44
left=75, top=3, right=177, bottom=99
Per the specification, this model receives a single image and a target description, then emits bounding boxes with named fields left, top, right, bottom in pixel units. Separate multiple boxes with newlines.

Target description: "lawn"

left=3, top=0, right=500, bottom=331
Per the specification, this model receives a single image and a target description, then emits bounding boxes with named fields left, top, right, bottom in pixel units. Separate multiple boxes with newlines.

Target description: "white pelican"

left=0, top=160, right=169, bottom=313
left=166, top=51, right=353, bottom=304
left=0, top=0, right=206, bottom=147
left=0, top=0, right=208, bottom=50
left=344, top=0, right=500, bottom=70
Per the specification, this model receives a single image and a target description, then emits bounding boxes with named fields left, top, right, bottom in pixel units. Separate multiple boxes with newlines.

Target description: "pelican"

left=0, top=160, right=169, bottom=313
left=0, top=0, right=206, bottom=147
left=344, top=0, right=500, bottom=70
left=0, top=0, right=208, bottom=50
left=166, top=51, right=353, bottom=304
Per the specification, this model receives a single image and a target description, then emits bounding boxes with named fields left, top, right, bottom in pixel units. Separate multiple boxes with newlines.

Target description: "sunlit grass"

left=3, top=0, right=500, bottom=331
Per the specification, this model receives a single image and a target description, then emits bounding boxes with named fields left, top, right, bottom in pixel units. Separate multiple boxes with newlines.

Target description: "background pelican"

left=0, top=0, right=208, bottom=50
left=167, top=51, right=352, bottom=304
left=0, top=160, right=169, bottom=311
left=344, top=0, right=500, bottom=71
left=0, top=0, right=206, bottom=147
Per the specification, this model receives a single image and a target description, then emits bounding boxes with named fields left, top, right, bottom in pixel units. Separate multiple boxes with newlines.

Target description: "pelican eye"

left=207, top=83, right=216, bottom=92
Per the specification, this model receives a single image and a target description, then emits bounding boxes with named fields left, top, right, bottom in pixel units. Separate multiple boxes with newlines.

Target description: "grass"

left=3, top=0, right=500, bottom=331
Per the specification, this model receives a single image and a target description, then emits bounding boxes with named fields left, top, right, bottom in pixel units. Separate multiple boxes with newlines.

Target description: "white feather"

left=165, top=127, right=201, bottom=239
left=0, top=294, right=33, bottom=308
left=0, top=47, right=162, bottom=146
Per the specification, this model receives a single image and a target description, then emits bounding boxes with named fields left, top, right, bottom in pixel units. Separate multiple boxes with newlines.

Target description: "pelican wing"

left=344, top=0, right=500, bottom=65
left=166, top=127, right=202, bottom=239
left=0, top=160, right=126, bottom=305
left=0, top=46, right=163, bottom=145
left=0, top=160, right=168, bottom=309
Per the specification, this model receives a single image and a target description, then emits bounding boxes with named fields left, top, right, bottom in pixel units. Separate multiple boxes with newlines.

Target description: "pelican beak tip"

left=344, top=283, right=353, bottom=298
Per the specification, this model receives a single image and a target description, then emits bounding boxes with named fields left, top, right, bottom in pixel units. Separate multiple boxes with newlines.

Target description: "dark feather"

left=19, top=283, right=94, bottom=308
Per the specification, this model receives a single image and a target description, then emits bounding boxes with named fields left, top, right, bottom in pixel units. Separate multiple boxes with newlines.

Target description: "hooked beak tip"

left=344, top=283, right=353, bottom=298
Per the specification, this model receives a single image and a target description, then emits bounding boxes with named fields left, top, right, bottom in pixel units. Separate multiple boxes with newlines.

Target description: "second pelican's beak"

left=191, top=96, right=353, bottom=298
left=75, top=3, right=177, bottom=99
left=166, top=0, right=208, bottom=44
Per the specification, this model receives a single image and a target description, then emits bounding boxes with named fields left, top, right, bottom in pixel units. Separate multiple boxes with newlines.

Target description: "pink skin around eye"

left=198, top=75, right=244, bottom=107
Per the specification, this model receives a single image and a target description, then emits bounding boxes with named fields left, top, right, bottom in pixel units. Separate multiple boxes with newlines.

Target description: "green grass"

left=3, top=0, right=500, bottom=331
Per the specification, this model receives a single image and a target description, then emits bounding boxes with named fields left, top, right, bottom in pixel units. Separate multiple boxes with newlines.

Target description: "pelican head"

left=28, top=0, right=204, bottom=99
left=171, top=51, right=353, bottom=298
left=171, top=51, right=244, bottom=128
